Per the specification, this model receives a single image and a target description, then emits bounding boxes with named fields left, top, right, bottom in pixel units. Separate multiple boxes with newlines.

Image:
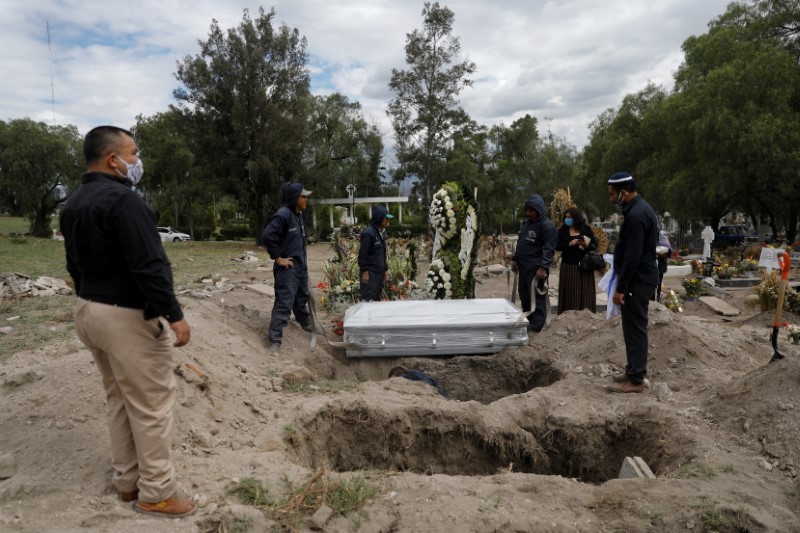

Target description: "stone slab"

left=664, top=264, right=692, bottom=278
left=699, top=296, right=740, bottom=316
left=715, top=277, right=760, bottom=288
left=246, top=283, right=275, bottom=297
left=618, top=456, right=656, bottom=480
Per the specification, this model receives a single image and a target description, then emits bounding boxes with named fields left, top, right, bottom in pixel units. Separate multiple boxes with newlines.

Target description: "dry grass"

left=0, top=237, right=263, bottom=362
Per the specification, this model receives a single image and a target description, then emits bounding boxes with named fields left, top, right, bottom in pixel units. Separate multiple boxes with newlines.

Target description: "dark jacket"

left=556, top=224, right=598, bottom=265
left=613, top=195, right=660, bottom=293
left=358, top=206, right=389, bottom=273
left=513, top=194, right=557, bottom=270
left=59, top=171, right=183, bottom=322
left=262, top=183, right=307, bottom=272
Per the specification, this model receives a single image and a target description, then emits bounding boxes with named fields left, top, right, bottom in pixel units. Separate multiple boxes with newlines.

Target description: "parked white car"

left=157, top=226, right=191, bottom=242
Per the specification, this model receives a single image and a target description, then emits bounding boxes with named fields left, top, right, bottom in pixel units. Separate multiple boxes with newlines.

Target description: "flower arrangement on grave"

left=736, top=258, right=759, bottom=273
left=755, top=270, right=800, bottom=313
left=662, top=289, right=683, bottom=313
left=681, top=277, right=703, bottom=300
left=425, top=258, right=452, bottom=299
left=714, top=262, right=738, bottom=280
left=318, top=230, right=424, bottom=314
left=426, top=182, right=480, bottom=299
left=788, top=324, right=800, bottom=345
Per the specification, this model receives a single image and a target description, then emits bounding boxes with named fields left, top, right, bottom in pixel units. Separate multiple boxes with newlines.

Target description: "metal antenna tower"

left=47, top=20, right=56, bottom=124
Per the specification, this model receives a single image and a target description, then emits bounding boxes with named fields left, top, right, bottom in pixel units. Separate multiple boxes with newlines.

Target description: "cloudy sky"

left=1, top=0, right=732, bottom=155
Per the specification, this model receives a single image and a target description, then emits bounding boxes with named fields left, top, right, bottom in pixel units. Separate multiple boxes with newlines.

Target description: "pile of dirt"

left=1, top=243, right=799, bottom=532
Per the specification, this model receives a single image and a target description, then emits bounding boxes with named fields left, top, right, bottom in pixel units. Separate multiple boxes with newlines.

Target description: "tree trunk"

left=30, top=201, right=52, bottom=238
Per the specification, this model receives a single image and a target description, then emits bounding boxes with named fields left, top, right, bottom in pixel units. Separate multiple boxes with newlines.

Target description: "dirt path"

left=1, top=243, right=799, bottom=532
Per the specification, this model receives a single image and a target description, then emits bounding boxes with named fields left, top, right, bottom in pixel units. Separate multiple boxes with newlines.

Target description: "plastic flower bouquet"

left=681, top=277, right=703, bottom=300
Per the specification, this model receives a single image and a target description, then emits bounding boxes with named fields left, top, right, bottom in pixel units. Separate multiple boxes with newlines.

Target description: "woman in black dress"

left=556, top=207, right=598, bottom=314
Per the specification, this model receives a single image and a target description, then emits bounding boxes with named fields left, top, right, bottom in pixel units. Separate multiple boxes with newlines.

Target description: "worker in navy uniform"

left=358, top=206, right=393, bottom=301
left=511, top=194, right=556, bottom=332
left=261, top=183, right=313, bottom=352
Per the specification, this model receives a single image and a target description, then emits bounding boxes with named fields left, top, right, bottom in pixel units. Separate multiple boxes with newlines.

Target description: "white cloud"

left=0, top=0, right=731, bottom=149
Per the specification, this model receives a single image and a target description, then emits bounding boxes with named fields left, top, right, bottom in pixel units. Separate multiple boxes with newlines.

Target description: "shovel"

left=307, top=278, right=319, bottom=351
left=769, top=251, right=791, bottom=364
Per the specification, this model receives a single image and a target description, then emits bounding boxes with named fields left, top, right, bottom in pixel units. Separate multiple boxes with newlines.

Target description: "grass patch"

left=0, top=295, right=75, bottom=361
left=0, top=216, right=37, bottom=236
left=0, top=239, right=264, bottom=361
left=675, top=460, right=717, bottom=479
left=701, top=504, right=727, bottom=530
left=282, top=380, right=361, bottom=394
left=228, top=468, right=380, bottom=530
left=160, top=241, right=262, bottom=285
left=227, top=478, right=273, bottom=507
left=0, top=237, right=70, bottom=279
left=0, top=236, right=261, bottom=286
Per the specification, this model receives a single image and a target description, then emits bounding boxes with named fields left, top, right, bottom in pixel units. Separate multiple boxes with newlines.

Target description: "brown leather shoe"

left=607, top=381, right=646, bottom=393
left=119, top=490, right=139, bottom=503
left=134, top=496, right=197, bottom=518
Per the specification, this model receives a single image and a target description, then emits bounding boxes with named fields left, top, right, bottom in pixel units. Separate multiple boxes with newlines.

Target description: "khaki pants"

left=74, top=298, right=178, bottom=503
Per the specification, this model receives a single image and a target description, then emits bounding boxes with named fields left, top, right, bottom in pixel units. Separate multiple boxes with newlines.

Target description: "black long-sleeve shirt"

left=59, top=172, right=184, bottom=322
left=555, top=224, right=598, bottom=265
left=612, top=195, right=659, bottom=293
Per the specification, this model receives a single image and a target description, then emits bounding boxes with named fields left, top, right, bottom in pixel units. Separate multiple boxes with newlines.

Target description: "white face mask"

left=114, top=154, right=144, bottom=186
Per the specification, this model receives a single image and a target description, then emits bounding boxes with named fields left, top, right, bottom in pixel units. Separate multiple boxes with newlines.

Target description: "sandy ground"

left=1, top=242, right=800, bottom=532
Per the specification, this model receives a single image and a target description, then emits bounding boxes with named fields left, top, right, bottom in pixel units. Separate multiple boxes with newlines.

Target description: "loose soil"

left=1, top=243, right=799, bottom=532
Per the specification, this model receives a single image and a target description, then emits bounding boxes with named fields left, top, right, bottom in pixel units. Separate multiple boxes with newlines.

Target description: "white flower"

left=445, top=202, right=453, bottom=210
left=447, top=209, right=455, bottom=217
left=437, top=283, right=443, bottom=288
left=444, top=282, right=451, bottom=290
left=442, top=272, right=451, bottom=282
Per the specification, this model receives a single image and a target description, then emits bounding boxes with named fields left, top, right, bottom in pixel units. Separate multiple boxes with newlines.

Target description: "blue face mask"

left=564, top=217, right=573, bottom=227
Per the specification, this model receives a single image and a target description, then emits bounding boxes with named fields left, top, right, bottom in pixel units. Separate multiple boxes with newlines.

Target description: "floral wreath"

left=425, top=258, right=452, bottom=298
left=459, top=205, right=478, bottom=280
left=429, top=187, right=458, bottom=241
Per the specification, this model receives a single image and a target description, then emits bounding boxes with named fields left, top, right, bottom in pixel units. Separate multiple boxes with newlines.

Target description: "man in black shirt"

left=59, top=126, right=195, bottom=517
left=606, top=172, right=659, bottom=393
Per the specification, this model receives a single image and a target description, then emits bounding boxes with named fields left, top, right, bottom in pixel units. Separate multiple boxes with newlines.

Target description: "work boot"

left=301, top=322, right=314, bottom=333
left=119, top=490, right=139, bottom=503
left=607, top=381, right=647, bottom=394
left=611, top=374, right=650, bottom=386
left=134, top=496, right=197, bottom=518
left=267, top=340, right=281, bottom=355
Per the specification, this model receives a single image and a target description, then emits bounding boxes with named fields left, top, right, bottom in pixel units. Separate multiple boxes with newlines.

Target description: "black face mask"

left=613, top=191, right=625, bottom=209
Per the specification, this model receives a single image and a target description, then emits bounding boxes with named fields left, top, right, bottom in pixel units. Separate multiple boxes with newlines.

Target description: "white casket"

left=342, top=298, right=528, bottom=358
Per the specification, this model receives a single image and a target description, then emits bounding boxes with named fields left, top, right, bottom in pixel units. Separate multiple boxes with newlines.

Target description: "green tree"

left=387, top=2, right=476, bottom=204
left=581, top=84, right=668, bottom=220
left=303, top=93, right=383, bottom=200
left=0, top=119, right=82, bottom=236
left=134, top=110, right=210, bottom=238
left=173, top=7, right=310, bottom=240
left=666, top=17, right=800, bottom=236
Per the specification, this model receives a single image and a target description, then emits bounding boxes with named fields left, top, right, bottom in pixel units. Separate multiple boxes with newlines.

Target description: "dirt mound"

left=706, top=356, right=800, bottom=475
left=2, top=243, right=800, bottom=531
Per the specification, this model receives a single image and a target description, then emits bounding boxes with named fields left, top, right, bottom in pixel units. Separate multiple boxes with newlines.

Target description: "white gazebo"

left=313, top=189, right=409, bottom=230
